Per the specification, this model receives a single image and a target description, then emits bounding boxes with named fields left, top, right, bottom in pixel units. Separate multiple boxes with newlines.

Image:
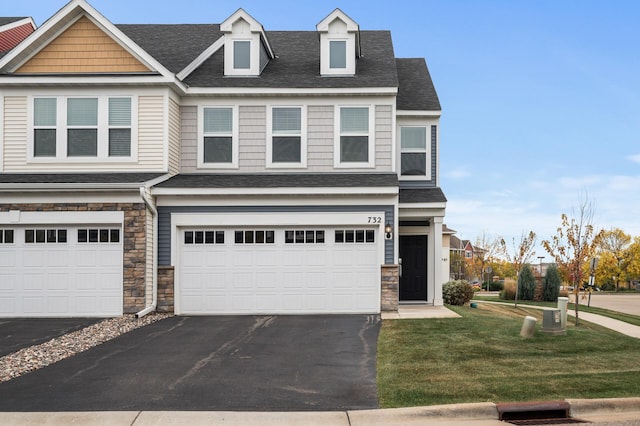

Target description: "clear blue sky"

left=6, top=0, right=640, bottom=257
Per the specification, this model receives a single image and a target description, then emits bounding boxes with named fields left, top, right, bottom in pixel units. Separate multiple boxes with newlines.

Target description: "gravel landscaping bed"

left=0, top=313, right=172, bottom=383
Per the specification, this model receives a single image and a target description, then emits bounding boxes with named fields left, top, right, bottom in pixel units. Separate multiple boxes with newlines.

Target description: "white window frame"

left=197, top=105, right=239, bottom=169
left=266, top=105, right=307, bottom=168
left=233, top=40, right=251, bottom=70
left=27, top=95, right=137, bottom=162
left=334, top=105, right=375, bottom=168
left=399, top=126, right=430, bottom=180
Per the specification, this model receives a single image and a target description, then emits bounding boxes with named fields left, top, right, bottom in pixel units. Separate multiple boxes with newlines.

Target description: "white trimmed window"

left=233, top=40, right=251, bottom=69
left=329, top=40, right=347, bottom=69
left=199, top=106, right=238, bottom=168
left=267, top=106, right=306, bottom=167
left=400, top=127, right=428, bottom=176
left=335, top=106, right=373, bottom=167
left=31, top=96, right=135, bottom=161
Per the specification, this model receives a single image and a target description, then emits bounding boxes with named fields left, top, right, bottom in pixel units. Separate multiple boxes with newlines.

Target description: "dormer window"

left=329, top=40, right=347, bottom=69
left=221, top=9, right=274, bottom=77
left=317, top=9, right=360, bottom=76
left=234, top=40, right=251, bottom=69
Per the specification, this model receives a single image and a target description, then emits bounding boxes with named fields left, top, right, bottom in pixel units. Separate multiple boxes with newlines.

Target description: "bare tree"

left=500, top=230, right=537, bottom=307
left=542, top=196, right=603, bottom=325
left=473, top=231, right=503, bottom=291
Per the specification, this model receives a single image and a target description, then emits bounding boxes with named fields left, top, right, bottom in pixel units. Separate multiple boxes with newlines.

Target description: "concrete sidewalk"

left=1, top=398, right=638, bottom=425
left=476, top=300, right=640, bottom=338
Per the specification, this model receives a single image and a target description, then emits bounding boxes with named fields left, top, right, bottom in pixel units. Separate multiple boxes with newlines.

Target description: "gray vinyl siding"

left=238, top=105, right=266, bottom=171
left=399, top=124, right=438, bottom=189
left=375, top=105, right=393, bottom=169
left=158, top=205, right=394, bottom=265
left=179, top=103, right=394, bottom=173
left=307, top=105, right=334, bottom=171
left=180, top=106, right=197, bottom=172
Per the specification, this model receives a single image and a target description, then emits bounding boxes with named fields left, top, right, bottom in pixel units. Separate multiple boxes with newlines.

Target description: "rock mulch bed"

left=0, top=313, right=172, bottom=383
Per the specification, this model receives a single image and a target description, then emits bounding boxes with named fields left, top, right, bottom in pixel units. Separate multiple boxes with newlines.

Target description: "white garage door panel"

left=178, top=227, right=381, bottom=314
left=0, top=225, right=123, bottom=317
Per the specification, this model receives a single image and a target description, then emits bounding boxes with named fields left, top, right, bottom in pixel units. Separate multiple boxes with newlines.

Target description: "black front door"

left=399, top=235, right=427, bottom=301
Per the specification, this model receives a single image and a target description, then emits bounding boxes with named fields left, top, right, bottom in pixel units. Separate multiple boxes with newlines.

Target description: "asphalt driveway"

left=0, top=315, right=380, bottom=411
left=0, top=318, right=99, bottom=357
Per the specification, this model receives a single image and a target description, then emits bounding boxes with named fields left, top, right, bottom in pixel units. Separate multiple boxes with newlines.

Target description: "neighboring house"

left=0, top=0, right=447, bottom=317
left=441, top=224, right=455, bottom=283
left=0, top=17, right=36, bottom=53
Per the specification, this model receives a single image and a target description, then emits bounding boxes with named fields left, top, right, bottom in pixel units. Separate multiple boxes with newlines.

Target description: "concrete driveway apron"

left=0, top=314, right=380, bottom=411
left=0, top=318, right=99, bottom=358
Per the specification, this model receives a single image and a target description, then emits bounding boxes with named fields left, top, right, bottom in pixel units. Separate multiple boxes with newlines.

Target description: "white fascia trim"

left=0, top=75, right=177, bottom=85
left=152, top=186, right=398, bottom=197
left=399, top=202, right=447, bottom=209
left=0, top=210, right=124, bottom=225
left=0, top=183, right=154, bottom=191
left=396, top=110, right=441, bottom=118
left=171, top=211, right=387, bottom=228
left=184, top=87, right=398, bottom=96
left=0, top=17, right=36, bottom=32
left=177, top=37, right=224, bottom=81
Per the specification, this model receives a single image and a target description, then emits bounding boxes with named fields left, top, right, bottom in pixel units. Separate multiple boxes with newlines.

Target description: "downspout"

left=136, top=186, right=158, bottom=318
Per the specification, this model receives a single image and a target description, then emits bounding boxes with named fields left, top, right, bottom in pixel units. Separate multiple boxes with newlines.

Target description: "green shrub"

left=500, top=279, right=517, bottom=300
left=543, top=263, right=561, bottom=302
left=518, top=264, right=536, bottom=300
left=488, top=280, right=504, bottom=291
left=443, top=280, right=475, bottom=305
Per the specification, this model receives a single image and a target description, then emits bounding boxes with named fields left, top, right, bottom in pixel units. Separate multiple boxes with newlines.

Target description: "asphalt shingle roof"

left=399, top=188, right=447, bottom=203
left=117, top=24, right=222, bottom=74
left=396, top=58, right=441, bottom=111
left=155, top=173, right=399, bottom=188
left=0, top=17, right=27, bottom=26
left=0, top=173, right=166, bottom=184
left=184, top=30, right=398, bottom=89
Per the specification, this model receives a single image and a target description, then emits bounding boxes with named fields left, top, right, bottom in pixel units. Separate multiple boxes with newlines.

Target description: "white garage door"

left=0, top=226, right=123, bottom=317
left=178, top=227, right=381, bottom=314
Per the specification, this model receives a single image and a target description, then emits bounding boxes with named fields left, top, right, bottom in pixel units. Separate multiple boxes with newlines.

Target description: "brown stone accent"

left=157, top=266, right=175, bottom=313
left=381, top=264, right=399, bottom=312
left=0, top=203, right=147, bottom=314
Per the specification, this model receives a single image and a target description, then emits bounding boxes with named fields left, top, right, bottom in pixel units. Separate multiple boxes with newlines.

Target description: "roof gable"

left=17, top=16, right=149, bottom=73
left=0, top=0, right=171, bottom=77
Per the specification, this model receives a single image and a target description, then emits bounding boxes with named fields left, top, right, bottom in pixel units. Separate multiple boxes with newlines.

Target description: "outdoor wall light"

left=385, top=222, right=393, bottom=240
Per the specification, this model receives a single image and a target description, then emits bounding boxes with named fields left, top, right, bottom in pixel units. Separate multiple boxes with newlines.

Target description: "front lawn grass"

left=377, top=303, right=640, bottom=408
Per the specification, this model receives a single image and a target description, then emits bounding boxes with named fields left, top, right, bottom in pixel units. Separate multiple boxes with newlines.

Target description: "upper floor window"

left=268, top=106, right=306, bottom=167
left=233, top=40, right=251, bottom=69
left=329, top=40, right=347, bottom=69
left=400, top=127, right=427, bottom=176
left=199, top=106, right=238, bottom=168
left=336, top=106, right=373, bottom=167
left=31, top=96, right=134, bottom=161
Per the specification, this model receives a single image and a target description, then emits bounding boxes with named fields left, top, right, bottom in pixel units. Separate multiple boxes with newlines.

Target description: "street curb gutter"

left=567, top=397, right=640, bottom=417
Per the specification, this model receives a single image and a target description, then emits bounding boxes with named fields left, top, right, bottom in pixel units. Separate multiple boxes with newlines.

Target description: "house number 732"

left=368, top=216, right=382, bottom=224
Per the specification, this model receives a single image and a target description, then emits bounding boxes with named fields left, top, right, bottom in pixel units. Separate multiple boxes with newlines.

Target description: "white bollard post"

left=557, top=297, right=569, bottom=330
left=520, top=316, right=537, bottom=338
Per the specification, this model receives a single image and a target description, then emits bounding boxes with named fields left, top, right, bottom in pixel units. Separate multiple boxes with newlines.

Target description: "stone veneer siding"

left=381, top=265, right=399, bottom=312
left=0, top=203, right=147, bottom=314
left=157, top=266, right=175, bottom=313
